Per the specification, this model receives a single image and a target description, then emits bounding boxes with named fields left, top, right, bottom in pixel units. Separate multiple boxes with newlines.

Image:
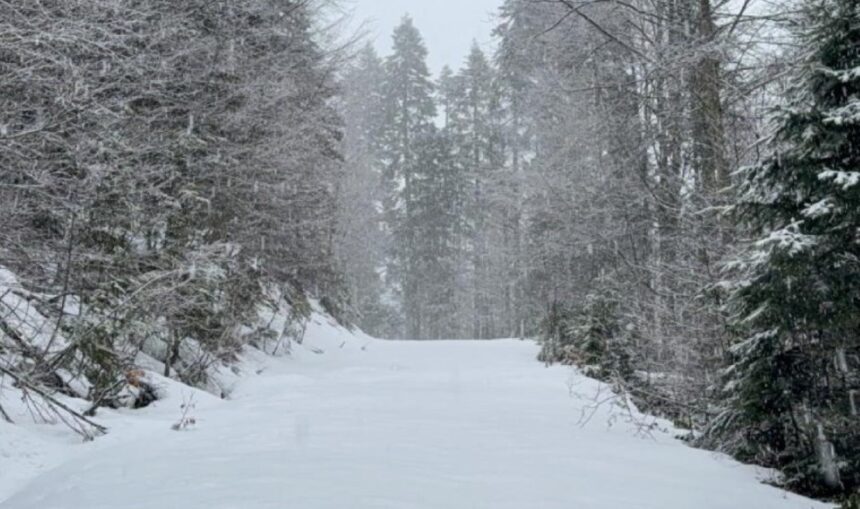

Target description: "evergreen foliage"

left=379, top=16, right=439, bottom=339
left=707, top=0, right=860, bottom=495
left=538, top=287, right=634, bottom=383
left=337, top=45, right=396, bottom=337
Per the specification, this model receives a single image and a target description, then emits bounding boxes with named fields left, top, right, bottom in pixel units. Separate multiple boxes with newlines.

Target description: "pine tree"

left=538, top=283, right=634, bottom=382
left=711, top=0, right=860, bottom=495
left=409, top=129, right=464, bottom=339
left=337, top=45, right=396, bottom=336
left=446, top=44, right=506, bottom=339
left=494, top=0, right=543, bottom=338
left=381, top=16, right=438, bottom=338
left=438, top=65, right=460, bottom=129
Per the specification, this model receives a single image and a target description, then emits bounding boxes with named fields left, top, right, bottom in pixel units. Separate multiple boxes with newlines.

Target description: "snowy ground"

left=0, top=320, right=833, bottom=508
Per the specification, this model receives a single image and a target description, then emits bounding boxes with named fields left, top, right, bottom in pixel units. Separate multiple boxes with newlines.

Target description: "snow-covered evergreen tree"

left=409, top=129, right=465, bottom=339
left=445, top=44, right=507, bottom=339
left=710, top=0, right=860, bottom=494
left=337, top=45, right=397, bottom=337
left=381, top=16, right=438, bottom=338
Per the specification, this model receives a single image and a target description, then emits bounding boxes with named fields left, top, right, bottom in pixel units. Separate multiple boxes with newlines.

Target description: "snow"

left=823, top=99, right=860, bottom=126
left=0, top=326, right=833, bottom=508
left=802, top=198, right=836, bottom=218
left=756, top=220, right=818, bottom=255
left=824, top=66, right=860, bottom=83
left=0, top=268, right=67, bottom=355
left=819, top=169, right=860, bottom=190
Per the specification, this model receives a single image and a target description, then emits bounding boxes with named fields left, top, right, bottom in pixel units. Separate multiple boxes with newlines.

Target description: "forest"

left=1, top=0, right=858, bottom=505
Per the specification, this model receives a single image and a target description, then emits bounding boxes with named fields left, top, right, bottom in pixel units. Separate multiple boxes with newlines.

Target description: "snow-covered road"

left=1, top=338, right=832, bottom=509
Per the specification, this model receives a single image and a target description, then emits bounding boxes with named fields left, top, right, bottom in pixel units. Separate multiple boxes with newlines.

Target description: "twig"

left=0, top=399, right=12, bottom=423
left=0, top=365, right=107, bottom=437
left=43, top=213, right=76, bottom=358
left=171, top=393, right=197, bottom=431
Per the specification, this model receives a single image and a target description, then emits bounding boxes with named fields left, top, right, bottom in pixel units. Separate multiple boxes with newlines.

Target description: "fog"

left=346, top=0, right=501, bottom=75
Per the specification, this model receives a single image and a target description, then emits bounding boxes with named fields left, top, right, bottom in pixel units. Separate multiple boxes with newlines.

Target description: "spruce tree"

left=712, top=0, right=860, bottom=495
left=337, top=45, right=394, bottom=336
left=381, top=16, right=437, bottom=338
left=446, top=44, right=505, bottom=339
left=409, top=129, right=464, bottom=339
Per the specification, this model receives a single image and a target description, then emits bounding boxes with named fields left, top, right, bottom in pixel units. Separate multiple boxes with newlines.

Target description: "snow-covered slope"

left=0, top=310, right=371, bottom=502
left=1, top=332, right=832, bottom=508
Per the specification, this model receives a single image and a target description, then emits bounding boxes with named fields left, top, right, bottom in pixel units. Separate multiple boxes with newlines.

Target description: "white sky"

left=343, top=0, right=503, bottom=77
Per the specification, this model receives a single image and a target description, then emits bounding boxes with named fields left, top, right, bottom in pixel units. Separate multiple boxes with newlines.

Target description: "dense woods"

left=1, top=0, right=343, bottom=427
left=0, top=0, right=858, bottom=503
left=337, top=0, right=860, bottom=502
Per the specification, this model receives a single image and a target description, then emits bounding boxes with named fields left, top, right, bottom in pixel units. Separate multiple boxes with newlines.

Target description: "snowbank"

left=0, top=284, right=368, bottom=504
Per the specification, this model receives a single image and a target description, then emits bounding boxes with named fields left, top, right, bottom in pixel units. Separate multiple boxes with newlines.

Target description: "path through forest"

left=1, top=339, right=832, bottom=509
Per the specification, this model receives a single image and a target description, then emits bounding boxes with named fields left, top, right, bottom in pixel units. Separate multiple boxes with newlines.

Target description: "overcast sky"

left=344, top=0, right=503, bottom=77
